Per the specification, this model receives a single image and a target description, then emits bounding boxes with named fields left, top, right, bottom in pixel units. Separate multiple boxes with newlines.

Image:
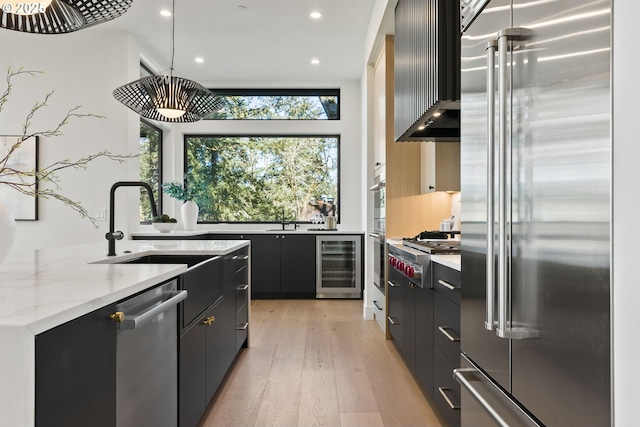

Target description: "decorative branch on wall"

left=0, top=67, right=137, bottom=226
left=0, top=136, right=38, bottom=220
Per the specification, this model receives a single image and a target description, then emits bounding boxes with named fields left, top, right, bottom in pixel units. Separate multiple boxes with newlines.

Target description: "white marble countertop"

left=0, top=239, right=249, bottom=333
left=0, top=239, right=249, bottom=427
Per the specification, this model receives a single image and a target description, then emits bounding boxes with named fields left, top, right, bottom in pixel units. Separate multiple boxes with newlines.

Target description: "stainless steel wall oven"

left=369, top=167, right=386, bottom=294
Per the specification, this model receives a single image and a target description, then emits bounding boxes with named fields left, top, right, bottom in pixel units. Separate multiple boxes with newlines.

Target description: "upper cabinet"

left=394, top=0, right=461, bottom=142
left=373, top=35, right=394, bottom=169
left=420, top=142, right=461, bottom=193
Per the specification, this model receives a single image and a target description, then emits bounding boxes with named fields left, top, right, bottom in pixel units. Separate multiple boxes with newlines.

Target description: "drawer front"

left=372, top=285, right=386, bottom=334
left=235, top=302, right=249, bottom=353
left=434, top=292, right=461, bottom=368
left=235, top=265, right=249, bottom=313
left=433, top=263, right=460, bottom=305
left=434, top=349, right=461, bottom=427
left=181, top=257, right=223, bottom=329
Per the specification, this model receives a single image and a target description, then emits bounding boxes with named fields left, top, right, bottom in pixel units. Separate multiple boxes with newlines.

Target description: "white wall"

left=0, top=30, right=141, bottom=253
left=0, top=29, right=365, bottom=253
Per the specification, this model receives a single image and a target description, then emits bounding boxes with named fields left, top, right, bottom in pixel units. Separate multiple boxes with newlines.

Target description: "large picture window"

left=139, top=120, right=162, bottom=222
left=203, top=89, right=340, bottom=120
left=184, top=135, right=339, bottom=223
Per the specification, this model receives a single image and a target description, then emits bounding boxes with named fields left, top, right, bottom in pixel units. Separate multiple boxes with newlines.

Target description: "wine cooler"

left=316, top=235, right=362, bottom=298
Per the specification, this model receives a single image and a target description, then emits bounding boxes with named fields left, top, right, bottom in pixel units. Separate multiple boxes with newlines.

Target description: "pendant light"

left=112, top=0, right=222, bottom=123
left=0, top=0, right=132, bottom=33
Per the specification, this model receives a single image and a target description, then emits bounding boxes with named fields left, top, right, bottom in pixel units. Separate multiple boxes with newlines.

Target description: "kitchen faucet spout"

left=106, top=181, right=158, bottom=256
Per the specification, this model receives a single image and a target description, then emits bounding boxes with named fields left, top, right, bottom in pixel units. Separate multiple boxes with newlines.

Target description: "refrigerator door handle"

left=485, top=39, right=498, bottom=332
left=495, top=27, right=537, bottom=340
left=454, top=363, right=542, bottom=427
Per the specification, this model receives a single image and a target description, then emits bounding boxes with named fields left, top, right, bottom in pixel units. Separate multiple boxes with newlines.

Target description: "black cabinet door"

left=280, top=234, right=316, bottom=295
left=250, top=234, right=281, bottom=296
left=400, top=283, right=417, bottom=370
left=387, top=267, right=405, bottom=356
left=415, top=286, right=435, bottom=396
left=35, top=303, right=117, bottom=427
left=179, top=321, right=206, bottom=427
left=204, top=304, right=226, bottom=404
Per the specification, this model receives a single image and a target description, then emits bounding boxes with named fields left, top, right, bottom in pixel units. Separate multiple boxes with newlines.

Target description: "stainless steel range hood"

left=394, top=0, right=461, bottom=142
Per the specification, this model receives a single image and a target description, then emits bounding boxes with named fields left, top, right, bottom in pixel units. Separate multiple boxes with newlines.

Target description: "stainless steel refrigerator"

left=457, top=1, right=611, bottom=426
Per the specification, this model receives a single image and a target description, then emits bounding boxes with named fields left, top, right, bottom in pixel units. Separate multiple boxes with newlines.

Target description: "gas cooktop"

left=402, top=230, right=460, bottom=254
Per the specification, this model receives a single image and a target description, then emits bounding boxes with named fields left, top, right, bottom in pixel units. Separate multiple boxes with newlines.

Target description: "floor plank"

left=199, top=299, right=443, bottom=427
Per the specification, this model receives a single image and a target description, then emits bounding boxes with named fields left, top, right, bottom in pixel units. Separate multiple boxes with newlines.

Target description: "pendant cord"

left=170, top=0, right=175, bottom=75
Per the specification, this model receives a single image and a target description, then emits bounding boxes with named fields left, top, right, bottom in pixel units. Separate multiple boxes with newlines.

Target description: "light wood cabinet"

left=420, top=142, right=460, bottom=193
left=373, top=35, right=394, bottom=169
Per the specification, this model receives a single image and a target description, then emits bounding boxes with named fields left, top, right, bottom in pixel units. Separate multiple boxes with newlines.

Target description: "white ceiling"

left=91, top=0, right=378, bottom=84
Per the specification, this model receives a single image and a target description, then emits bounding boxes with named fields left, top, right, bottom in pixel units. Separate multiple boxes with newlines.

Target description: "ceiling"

left=91, top=0, right=378, bottom=84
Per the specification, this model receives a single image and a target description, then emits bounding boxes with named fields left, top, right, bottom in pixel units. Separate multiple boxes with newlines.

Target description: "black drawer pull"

left=373, top=300, right=383, bottom=310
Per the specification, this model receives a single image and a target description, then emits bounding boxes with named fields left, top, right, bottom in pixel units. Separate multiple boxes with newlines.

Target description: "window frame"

left=203, top=88, right=341, bottom=120
left=139, top=119, right=163, bottom=223
left=183, top=133, right=341, bottom=225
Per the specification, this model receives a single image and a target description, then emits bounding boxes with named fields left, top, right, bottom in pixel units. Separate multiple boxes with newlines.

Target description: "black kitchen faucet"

left=106, top=181, right=158, bottom=256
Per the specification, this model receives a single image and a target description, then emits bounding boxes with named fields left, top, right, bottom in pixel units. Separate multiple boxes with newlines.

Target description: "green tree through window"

left=203, top=89, right=340, bottom=120
left=185, top=135, right=339, bottom=223
left=139, top=120, right=162, bottom=222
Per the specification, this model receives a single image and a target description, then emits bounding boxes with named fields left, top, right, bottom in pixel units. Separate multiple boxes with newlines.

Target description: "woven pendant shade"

left=0, top=0, right=133, bottom=34
left=113, top=75, right=224, bottom=123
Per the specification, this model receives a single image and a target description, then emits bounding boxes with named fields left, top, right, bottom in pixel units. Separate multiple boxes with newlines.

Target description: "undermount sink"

left=92, top=254, right=213, bottom=266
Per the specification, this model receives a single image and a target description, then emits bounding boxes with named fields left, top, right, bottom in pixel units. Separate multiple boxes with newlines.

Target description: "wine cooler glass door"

left=316, top=235, right=362, bottom=298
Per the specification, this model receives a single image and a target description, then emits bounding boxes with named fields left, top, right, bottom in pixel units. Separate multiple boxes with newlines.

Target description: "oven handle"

left=368, top=232, right=382, bottom=239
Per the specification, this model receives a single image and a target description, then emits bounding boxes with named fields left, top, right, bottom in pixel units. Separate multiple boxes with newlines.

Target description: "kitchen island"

left=0, top=239, right=249, bottom=427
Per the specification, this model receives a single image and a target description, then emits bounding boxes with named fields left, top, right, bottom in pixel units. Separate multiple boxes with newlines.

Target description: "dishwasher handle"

left=115, top=290, right=188, bottom=330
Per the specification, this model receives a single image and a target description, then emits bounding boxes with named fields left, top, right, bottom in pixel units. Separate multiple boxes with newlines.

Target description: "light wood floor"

left=199, top=299, right=443, bottom=427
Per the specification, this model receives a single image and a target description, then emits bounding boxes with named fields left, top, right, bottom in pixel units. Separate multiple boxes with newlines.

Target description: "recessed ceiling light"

left=160, top=9, right=171, bottom=17
left=310, top=11, right=322, bottom=19
left=311, top=58, right=320, bottom=65
left=195, top=57, right=204, bottom=63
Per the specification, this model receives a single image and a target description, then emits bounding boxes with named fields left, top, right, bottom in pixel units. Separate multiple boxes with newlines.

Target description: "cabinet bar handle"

left=236, top=322, right=249, bottom=330
left=237, top=284, right=249, bottom=291
left=438, top=326, right=461, bottom=342
left=373, top=300, right=383, bottom=310
left=438, top=279, right=457, bottom=291
left=388, top=280, right=400, bottom=288
left=438, top=387, right=460, bottom=410
left=242, top=255, right=249, bottom=260
left=232, top=255, right=239, bottom=260
left=387, top=316, right=399, bottom=325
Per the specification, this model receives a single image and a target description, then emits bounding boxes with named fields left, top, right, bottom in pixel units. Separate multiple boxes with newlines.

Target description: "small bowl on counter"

left=152, top=222, right=178, bottom=233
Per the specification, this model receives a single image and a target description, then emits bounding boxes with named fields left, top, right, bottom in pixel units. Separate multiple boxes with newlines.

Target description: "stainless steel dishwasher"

left=110, top=279, right=187, bottom=427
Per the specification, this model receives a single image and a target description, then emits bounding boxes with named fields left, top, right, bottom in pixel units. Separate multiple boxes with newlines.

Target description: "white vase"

left=0, top=203, right=16, bottom=265
left=181, top=200, right=199, bottom=231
